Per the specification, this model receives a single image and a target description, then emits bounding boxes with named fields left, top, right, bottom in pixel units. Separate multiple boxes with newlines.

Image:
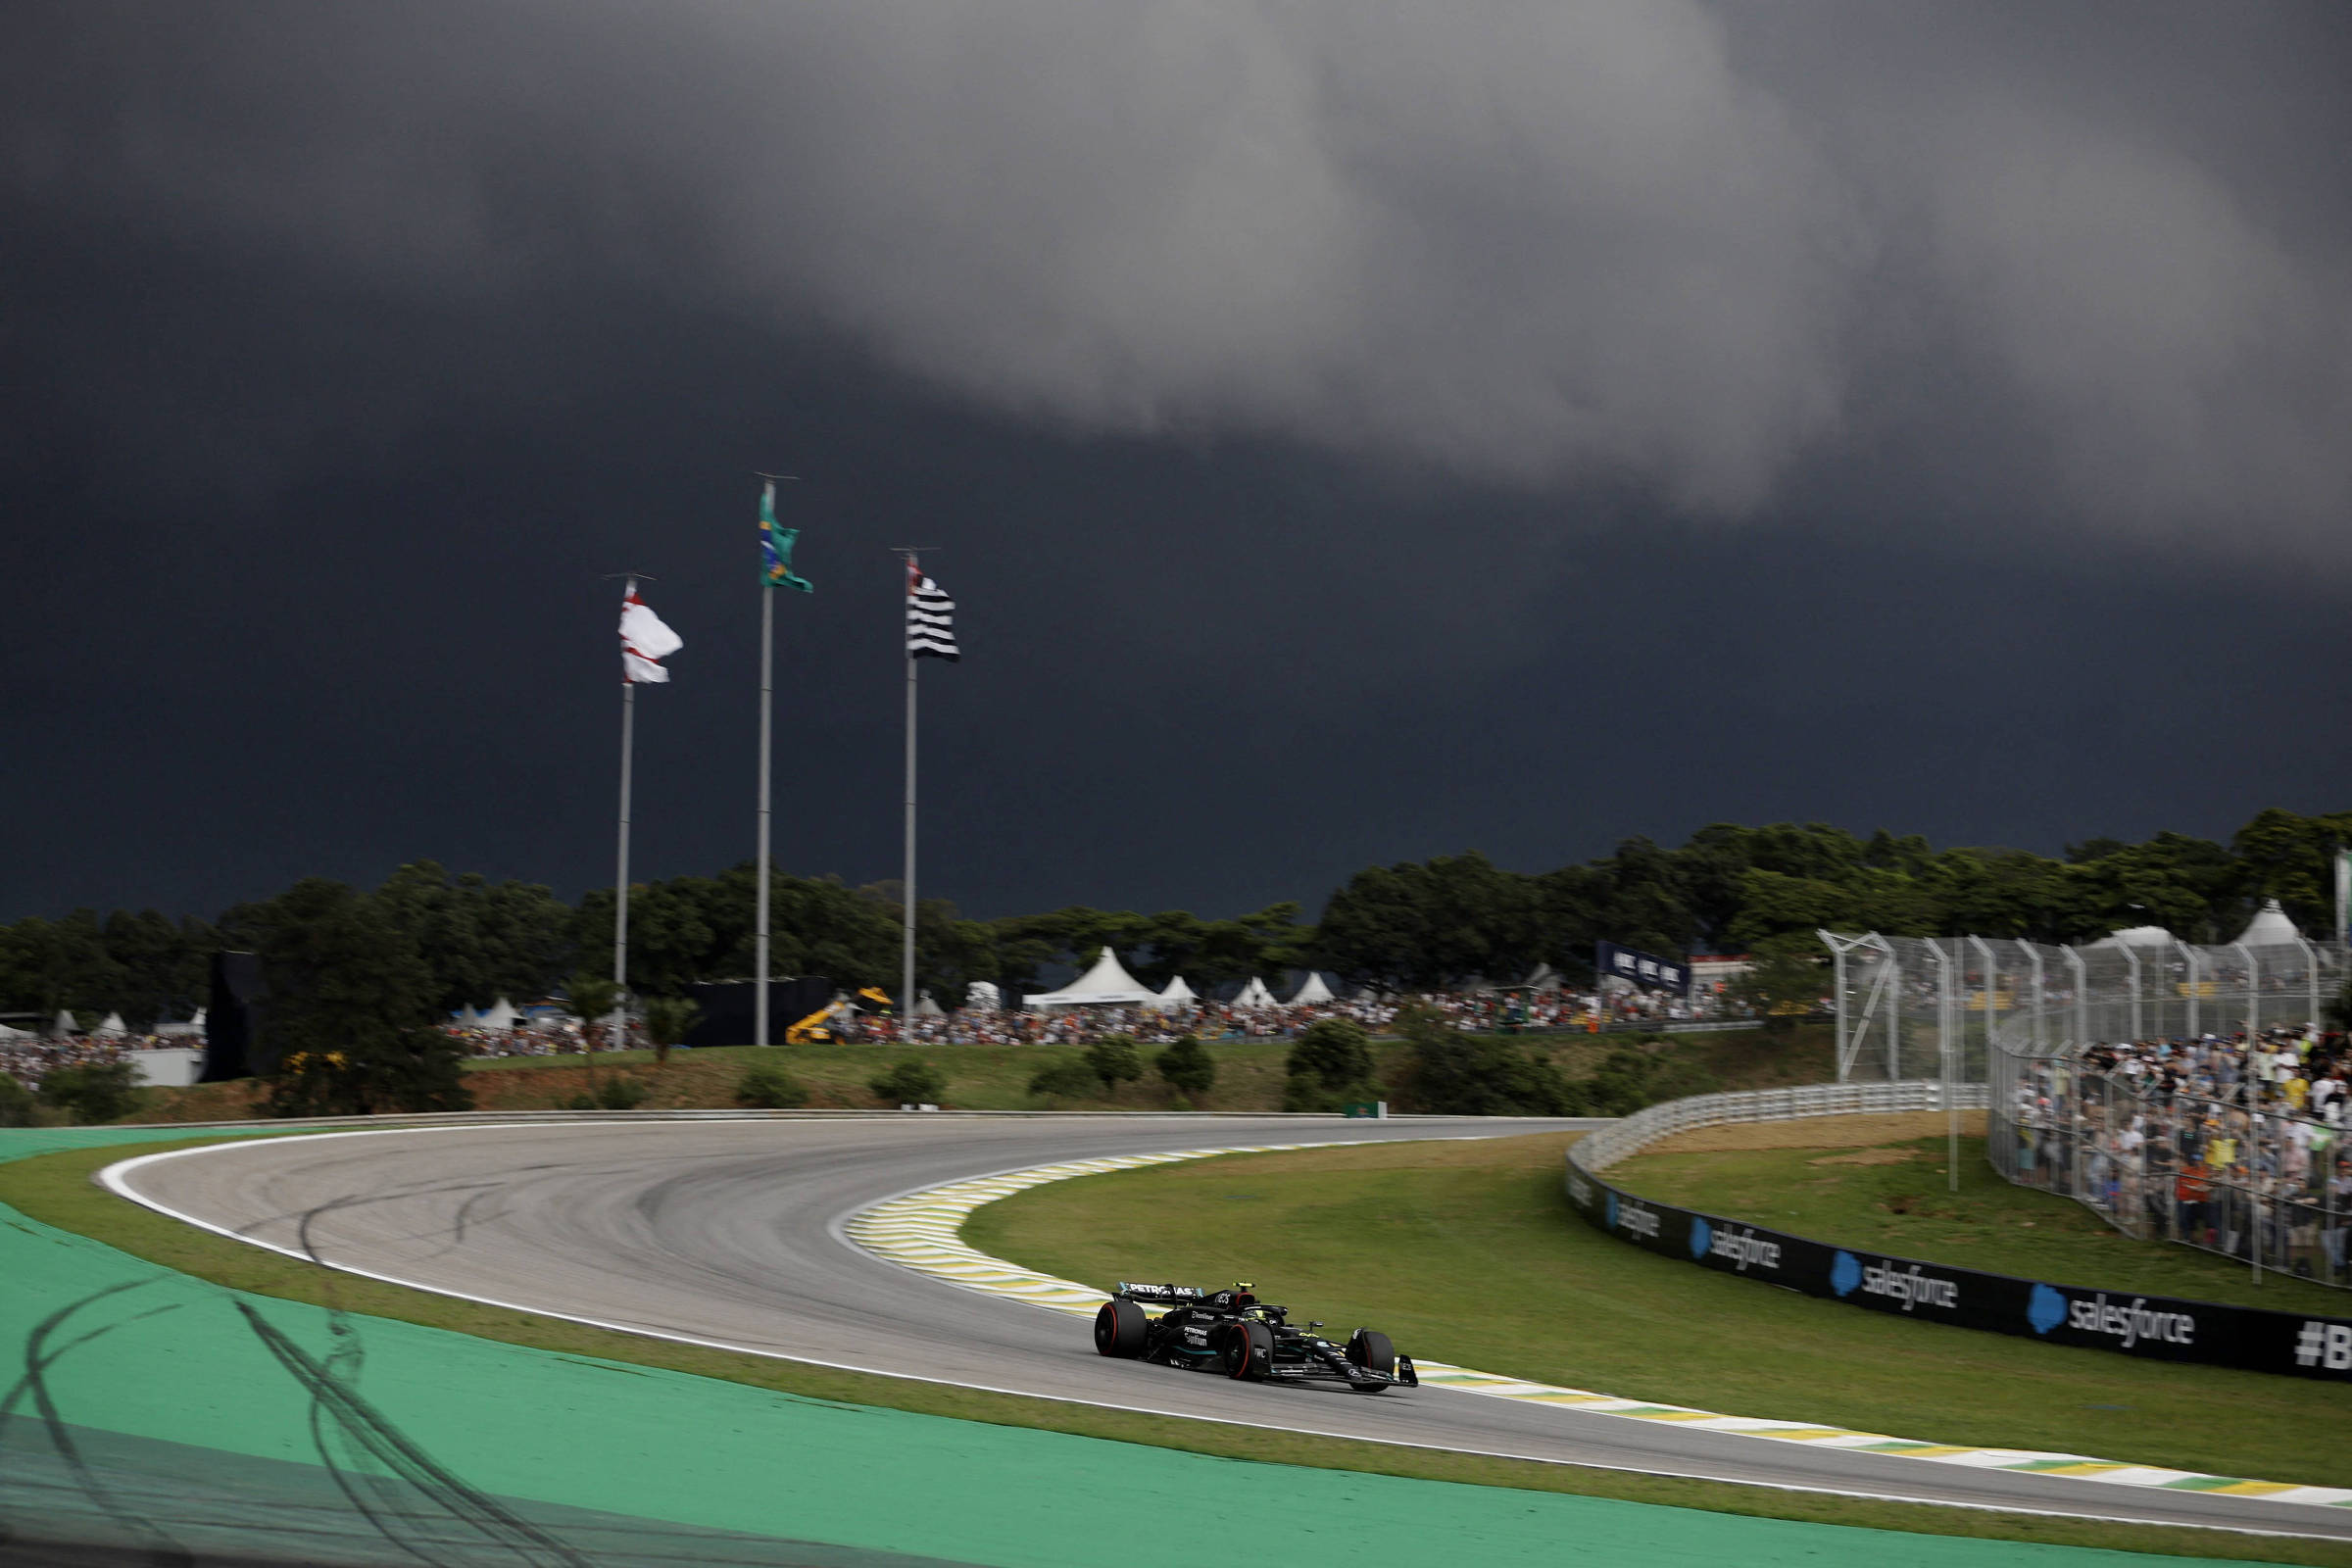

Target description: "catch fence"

left=1818, top=932, right=2345, bottom=1085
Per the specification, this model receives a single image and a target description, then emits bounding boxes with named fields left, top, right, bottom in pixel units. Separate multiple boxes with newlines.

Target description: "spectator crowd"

left=2001, top=1024, right=2352, bottom=1284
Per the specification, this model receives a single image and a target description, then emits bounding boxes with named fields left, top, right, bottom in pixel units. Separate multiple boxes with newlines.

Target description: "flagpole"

left=614, top=656, right=635, bottom=1057
left=757, top=580, right=773, bottom=1048
left=903, top=576, right=918, bottom=1034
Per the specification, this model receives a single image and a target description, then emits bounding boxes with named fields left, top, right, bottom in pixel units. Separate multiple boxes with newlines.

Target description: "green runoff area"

left=0, top=1133, right=2332, bottom=1564
left=119, top=1022, right=1838, bottom=1121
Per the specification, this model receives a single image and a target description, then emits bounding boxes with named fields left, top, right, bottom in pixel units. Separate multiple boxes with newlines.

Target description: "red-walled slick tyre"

left=1094, top=1299, right=1149, bottom=1358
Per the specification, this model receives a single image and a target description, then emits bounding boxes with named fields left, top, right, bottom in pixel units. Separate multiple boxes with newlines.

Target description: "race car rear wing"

left=1111, top=1282, right=1206, bottom=1304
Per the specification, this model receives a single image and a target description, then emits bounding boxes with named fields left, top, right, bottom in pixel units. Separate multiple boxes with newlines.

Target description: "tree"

left=566, top=974, right=622, bottom=1051
left=1083, top=1034, right=1144, bottom=1096
left=642, top=995, right=701, bottom=1067
left=37, top=1060, right=139, bottom=1124
left=1395, top=1005, right=1570, bottom=1116
left=1728, top=933, right=1828, bottom=1029
left=1287, top=1018, right=1372, bottom=1091
left=1156, top=1035, right=1216, bottom=1096
left=1283, top=1017, right=1376, bottom=1111
left=870, top=1057, right=946, bottom=1106
left=248, top=879, right=471, bottom=1117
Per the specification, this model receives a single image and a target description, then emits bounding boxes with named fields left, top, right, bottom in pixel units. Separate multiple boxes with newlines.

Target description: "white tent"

left=963, top=980, right=1002, bottom=1013
left=914, top=990, right=947, bottom=1018
left=1152, top=975, right=1197, bottom=1010
left=451, top=1004, right=483, bottom=1028
left=2232, top=899, right=2302, bottom=948
left=1288, top=971, right=1336, bottom=1005
left=2083, top=925, right=2176, bottom=950
left=0, top=1021, right=34, bottom=1041
left=90, top=1012, right=128, bottom=1038
left=1232, top=976, right=1278, bottom=1009
left=49, top=1010, right=77, bottom=1038
left=1522, top=962, right=1564, bottom=993
left=1023, top=948, right=1162, bottom=1008
left=153, top=1008, right=205, bottom=1039
left=477, top=997, right=523, bottom=1031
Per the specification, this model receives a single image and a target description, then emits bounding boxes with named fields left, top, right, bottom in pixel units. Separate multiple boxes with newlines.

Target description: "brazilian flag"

left=760, top=481, right=812, bottom=592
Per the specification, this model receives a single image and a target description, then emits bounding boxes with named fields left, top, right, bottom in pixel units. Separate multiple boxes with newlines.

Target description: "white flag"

left=619, top=584, right=682, bottom=683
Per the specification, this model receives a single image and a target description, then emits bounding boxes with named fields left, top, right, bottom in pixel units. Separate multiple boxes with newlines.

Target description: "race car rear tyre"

left=1094, top=1299, right=1149, bottom=1358
left=1346, top=1329, right=1396, bottom=1377
left=1222, top=1321, right=1273, bottom=1381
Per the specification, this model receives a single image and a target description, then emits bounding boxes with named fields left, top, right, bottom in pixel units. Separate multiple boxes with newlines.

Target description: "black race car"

left=1092, top=1281, right=1418, bottom=1394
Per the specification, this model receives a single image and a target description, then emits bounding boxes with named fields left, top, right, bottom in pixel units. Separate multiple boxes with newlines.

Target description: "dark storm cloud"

left=9, top=2, right=2350, bottom=548
left=5, top=3, right=2351, bottom=926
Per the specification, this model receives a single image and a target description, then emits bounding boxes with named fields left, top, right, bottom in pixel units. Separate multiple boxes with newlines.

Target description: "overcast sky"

left=6, top=1, right=2350, bottom=923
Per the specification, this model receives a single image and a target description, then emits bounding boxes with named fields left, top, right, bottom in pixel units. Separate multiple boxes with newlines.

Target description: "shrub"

left=1281, top=1074, right=1362, bottom=1113
left=1028, top=1059, right=1100, bottom=1102
left=643, top=995, right=702, bottom=1066
left=1155, top=1035, right=1216, bottom=1096
left=735, top=1060, right=808, bottom=1109
left=1580, top=1045, right=1719, bottom=1116
left=1288, top=1018, right=1372, bottom=1090
left=0, top=1072, right=43, bottom=1127
left=870, top=1057, right=947, bottom=1106
left=1396, top=1006, right=1571, bottom=1115
left=37, top=1059, right=141, bottom=1125
left=591, top=1074, right=650, bottom=1110
left=1083, top=1034, right=1144, bottom=1095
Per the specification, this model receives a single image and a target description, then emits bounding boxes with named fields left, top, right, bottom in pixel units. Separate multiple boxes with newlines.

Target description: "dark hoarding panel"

left=1563, top=1155, right=2352, bottom=1381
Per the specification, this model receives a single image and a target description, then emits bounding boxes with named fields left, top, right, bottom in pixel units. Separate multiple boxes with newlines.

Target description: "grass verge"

left=4, top=1134, right=2342, bottom=1564
left=966, top=1132, right=2352, bottom=1498
left=1613, top=1123, right=2349, bottom=1314
left=118, top=1023, right=1840, bottom=1122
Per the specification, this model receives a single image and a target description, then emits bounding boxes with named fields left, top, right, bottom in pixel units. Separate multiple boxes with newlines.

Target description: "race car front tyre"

left=1346, top=1329, right=1396, bottom=1377
left=1222, top=1320, right=1273, bottom=1381
left=1094, top=1299, right=1149, bottom=1358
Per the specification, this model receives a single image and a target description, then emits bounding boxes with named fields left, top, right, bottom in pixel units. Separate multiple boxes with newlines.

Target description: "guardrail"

left=1570, top=1079, right=1988, bottom=1175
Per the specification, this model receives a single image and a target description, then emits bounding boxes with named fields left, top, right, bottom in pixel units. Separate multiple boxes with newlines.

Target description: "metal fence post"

left=2064, top=946, right=2086, bottom=1049
left=2120, top=942, right=2142, bottom=1043
left=2177, top=939, right=2199, bottom=1040
left=2016, top=939, right=2042, bottom=1053
left=2294, top=934, right=2320, bottom=1031
left=2236, top=941, right=2259, bottom=1040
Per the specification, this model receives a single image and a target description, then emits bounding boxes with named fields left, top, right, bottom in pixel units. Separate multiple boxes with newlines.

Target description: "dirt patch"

left=1186, top=1130, right=1585, bottom=1176
left=1640, top=1109, right=1986, bottom=1153
left=1809, top=1147, right=1921, bottom=1166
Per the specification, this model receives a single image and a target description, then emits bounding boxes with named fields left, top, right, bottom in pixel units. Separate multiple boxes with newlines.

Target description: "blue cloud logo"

left=1690, top=1216, right=1713, bottom=1260
left=1604, top=1192, right=1617, bottom=1232
left=1831, top=1250, right=1862, bottom=1298
left=2028, top=1283, right=2068, bottom=1336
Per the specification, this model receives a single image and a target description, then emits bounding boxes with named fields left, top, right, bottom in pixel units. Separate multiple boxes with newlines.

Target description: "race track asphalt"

left=107, top=1114, right=2350, bottom=1541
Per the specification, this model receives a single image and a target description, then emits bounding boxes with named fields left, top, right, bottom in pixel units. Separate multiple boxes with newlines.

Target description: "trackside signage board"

left=1563, top=1159, right=2352, bottom=1381
left=1595, top=941, right=1690, bottom=994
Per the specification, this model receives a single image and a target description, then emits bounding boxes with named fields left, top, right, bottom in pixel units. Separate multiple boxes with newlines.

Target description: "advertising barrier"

left=1564, top=1154, right=2352, bottom=1381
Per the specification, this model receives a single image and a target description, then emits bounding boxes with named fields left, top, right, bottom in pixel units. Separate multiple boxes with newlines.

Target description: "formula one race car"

left=1092, top=1282, right=1418, bottom=1394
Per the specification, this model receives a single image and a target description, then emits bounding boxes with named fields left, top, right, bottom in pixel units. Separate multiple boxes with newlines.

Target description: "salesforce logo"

left=1831, top=1250, right=1863, bottom=1298
left=2028, top=1283, right=2068, bottom=1336
left=1690, top=1216, right=1713, bottom=1260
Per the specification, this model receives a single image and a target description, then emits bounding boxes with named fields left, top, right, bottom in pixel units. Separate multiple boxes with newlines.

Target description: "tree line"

left=3, top=806, right=2343, bottom=1030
